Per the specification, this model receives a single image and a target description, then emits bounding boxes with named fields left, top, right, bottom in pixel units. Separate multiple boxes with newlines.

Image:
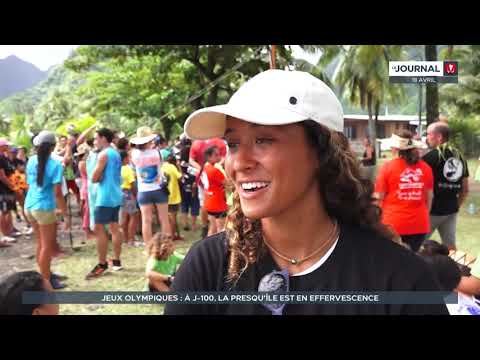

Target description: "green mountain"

left=0, top=55, right=47, bottom=99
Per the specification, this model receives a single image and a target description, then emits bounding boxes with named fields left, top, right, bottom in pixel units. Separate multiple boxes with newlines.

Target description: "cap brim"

left=383, top=137, right=427, bottom=150
left=130, top=134, right=157, bottom=145
left=184, top=104, right=308, bottom=140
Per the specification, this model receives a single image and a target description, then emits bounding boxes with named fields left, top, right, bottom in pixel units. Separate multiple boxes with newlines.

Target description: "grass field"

left=49, top=157, right=480, bottom=315
left=54, top=229, right=201, bottom=315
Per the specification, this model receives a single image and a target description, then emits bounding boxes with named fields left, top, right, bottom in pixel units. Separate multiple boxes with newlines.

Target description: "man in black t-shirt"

left=422, top=122, right=469, bottom=251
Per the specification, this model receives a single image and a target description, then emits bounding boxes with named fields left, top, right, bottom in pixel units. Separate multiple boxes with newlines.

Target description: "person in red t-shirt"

left=189, top=138, right=227, bottom=238
left=374, top=130, right=433, bottom=252
left=189, top=138, right=227, bottom=170
left=199, top=145, right=228, bottom=236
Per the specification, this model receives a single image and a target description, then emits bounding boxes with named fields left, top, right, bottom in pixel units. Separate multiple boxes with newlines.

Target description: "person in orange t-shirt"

left=374, top=130, right=433, bottom=252
left=199, top=145, right=228, bottom=236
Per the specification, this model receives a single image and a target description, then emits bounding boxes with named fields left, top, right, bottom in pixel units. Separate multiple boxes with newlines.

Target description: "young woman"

left=130, top=126, right=172, bottom=248
left=75, top=143, right=93, bottom=244
left=161, top=150, right=183, bottom=241
left=119, top=150, right=139, bottom=247
left=199, top=145, right=228, bottom=236
left=374, top=130, right=433, bottom=252
left=164, top=69, right=447, bottom=315
left=25, top=131, right=70, bottom=289
left=360, top=137, right=376, bottom=181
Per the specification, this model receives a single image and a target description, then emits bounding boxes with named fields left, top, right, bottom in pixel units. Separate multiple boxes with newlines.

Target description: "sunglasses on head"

left=258, top=268, right=290, bottom=315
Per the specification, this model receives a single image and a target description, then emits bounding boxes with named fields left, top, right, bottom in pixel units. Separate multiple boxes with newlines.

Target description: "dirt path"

left=0, top=201, right=85, bottom=279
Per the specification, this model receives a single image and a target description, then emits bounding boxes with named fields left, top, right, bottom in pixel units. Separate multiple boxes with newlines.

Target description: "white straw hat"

left=130, top=126, right=157, bottom=145
left=386, top=134, right=427, bottom=150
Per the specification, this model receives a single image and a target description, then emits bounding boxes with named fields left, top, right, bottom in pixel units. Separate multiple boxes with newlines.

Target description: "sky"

left=0, top=45, right=79, bottom=71
left=0, top=45, right=320, bottom=71
left=291, top=45, right=321, bottom=64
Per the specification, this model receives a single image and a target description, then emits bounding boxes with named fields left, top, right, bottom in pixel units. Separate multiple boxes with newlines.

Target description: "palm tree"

left=425, top=45, right=439, bottom=125
left=335, top=45, right=405, bottom=149
left=300, top=45, right=405, bottom=149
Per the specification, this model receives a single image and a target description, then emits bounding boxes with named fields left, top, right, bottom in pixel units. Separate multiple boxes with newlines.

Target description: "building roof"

left=344, top=114, right=426, bottom=122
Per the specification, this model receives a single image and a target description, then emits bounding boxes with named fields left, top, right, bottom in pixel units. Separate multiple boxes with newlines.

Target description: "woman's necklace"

left=263, top=219, right=339, bottom=266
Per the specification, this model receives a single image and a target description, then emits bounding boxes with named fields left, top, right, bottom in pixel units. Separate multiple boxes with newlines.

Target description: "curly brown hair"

left=224, top=120, right=395, bottom=283
left=147, top=233, right=174, bottom=261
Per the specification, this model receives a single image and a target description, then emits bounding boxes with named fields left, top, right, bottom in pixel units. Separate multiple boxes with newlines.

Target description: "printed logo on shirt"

left=399, top=168, right=424, bottom=188
left=443, top=157, right=463, bottom=182
left=139, top=165, right=158, bottom=184
left=398, top=168, right=425, bottom=201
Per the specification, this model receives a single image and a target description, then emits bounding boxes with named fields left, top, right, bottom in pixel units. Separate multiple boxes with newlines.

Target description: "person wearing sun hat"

left=130, top=126, right=172, bottom=249
left=164, top=69, right=447, bottom=315
left=74, top=143, right=92, bottom=243
left=374, top=130, right=433, bottom=252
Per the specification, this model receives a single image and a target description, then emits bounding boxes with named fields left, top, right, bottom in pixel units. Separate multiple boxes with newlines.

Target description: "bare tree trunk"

left=425, top=45, right=439, bottom=126
left=367, top=92, right=376, bottom=144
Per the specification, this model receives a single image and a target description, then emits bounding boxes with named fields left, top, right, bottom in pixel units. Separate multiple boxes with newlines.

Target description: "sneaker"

left=85, top=263, right=108, bottom=280
left=10, top=231, right=22, bottom=237
left=108, top=259, right=123, bottom=271
left=50, top=276, right=67, bottom=289
left=2, top=236, right=17, bottom=243
left=52, top=273, right=69, bottom=281
left=23, top=227, right=33, bottom=235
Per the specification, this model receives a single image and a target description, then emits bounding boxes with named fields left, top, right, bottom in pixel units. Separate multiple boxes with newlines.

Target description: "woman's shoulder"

left=171, top=232, right=228, bottom=292
left=340, top=223, right=431, bottom=275
left=184, top=231, right=228, bottom=264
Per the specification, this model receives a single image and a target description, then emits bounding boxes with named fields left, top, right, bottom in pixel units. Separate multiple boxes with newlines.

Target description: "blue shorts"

left=137, top=188, right=168, bottom=206
left=181, top=190, right=200, bottom=216
left=94, top=206, right=120, bottom=225
left=121, top=190, right=139, bottom=215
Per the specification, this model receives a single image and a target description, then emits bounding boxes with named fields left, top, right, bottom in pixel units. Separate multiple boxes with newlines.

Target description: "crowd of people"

left=1, top=69, right=480, bottom=315
left=0, top=121, right=232, bottom=293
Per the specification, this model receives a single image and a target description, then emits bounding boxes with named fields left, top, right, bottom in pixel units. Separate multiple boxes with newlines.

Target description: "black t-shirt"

left=422, top=146, right=469, bottom=215
left=11, top=158, right=25, bottom=168
left=362, top=148, right=376, bottom=166
left=0, top=155, right=14, bottom=194
left=164, top=223, right=448, bottom=315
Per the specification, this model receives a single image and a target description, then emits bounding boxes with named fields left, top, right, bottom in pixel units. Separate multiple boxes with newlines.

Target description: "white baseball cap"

left=184, top=69, right=344, bottom=140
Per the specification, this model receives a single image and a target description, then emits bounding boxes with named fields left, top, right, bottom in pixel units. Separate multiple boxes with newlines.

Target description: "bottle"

left=468, top=203, right=476, bottom=215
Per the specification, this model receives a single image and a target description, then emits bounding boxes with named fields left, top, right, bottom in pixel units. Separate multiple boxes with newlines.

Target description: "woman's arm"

left=372, top=192, right=384, bottom=207
left=76, top=123, right=97, bottom=147
left=456, top=275, right=480, bottom=296
left=78, top=160, right=86, bottom=175
left=55, top=184, right=70, bottom=230
left=92, top=152, right=107, bottom=183
left=426, top=189, right=433, bottom=212
left=0, top=169, right=13, bottom=190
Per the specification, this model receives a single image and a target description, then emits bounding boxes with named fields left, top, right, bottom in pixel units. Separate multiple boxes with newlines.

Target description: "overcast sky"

left=0, top=45, right=320, bottom=71
left=0, top=45, right=79, bottom=71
